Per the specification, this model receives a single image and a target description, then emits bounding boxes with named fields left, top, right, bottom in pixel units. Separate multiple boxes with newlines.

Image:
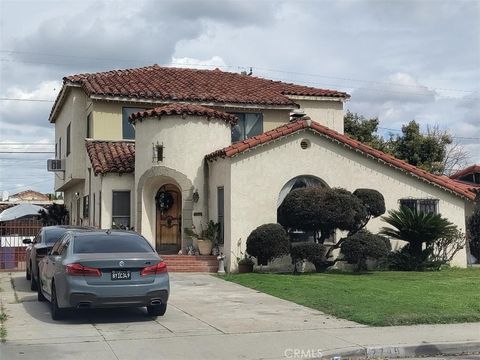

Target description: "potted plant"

left=232, top=239, right=255, bottom=273
left=238, top=256, right=254, bottom=273
left=184, top=221, right=220, bottom=256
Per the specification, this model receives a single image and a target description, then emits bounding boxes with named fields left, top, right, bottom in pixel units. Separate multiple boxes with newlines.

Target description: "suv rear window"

left=73, top=234, right=154, bottom=253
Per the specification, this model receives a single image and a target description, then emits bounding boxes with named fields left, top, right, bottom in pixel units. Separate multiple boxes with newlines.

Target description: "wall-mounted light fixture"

left=193, top=190, right=200, bottom=203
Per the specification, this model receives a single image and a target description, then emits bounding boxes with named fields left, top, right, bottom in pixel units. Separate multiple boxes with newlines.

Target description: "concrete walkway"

left=0, top=272, right=478, bottom=359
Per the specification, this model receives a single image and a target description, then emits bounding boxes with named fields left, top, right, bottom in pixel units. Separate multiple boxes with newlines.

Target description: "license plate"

left=111, top=270, right=131, bottom=280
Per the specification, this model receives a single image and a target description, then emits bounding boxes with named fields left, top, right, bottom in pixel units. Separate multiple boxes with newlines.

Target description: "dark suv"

left=24, top=226, right=93, bottom=290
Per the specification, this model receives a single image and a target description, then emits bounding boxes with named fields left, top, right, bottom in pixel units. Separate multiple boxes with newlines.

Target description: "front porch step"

left=161, top=255, right=218, bottom=273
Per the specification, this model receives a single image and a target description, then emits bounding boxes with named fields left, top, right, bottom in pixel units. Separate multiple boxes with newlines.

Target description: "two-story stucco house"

left=49, top=65, right=478, bottom=270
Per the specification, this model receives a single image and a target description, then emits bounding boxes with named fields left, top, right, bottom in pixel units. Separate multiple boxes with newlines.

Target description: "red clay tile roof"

left=50, top=65, right=349, bottom=122
left=10, top=190, right=49, bottom=201
left=129, top=103, right=238, bottom=125
left=449, top=164, right=480, bottom=180
left=206, top=119, right=477, bottom=201
left=86, top=140, right=135, bottom=176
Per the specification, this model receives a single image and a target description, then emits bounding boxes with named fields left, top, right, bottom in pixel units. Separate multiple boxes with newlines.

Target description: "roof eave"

left=89, top=95, right=296, bottom=110
left=286, top=94, right=350, bottom=102
left=49, top=83, right=82, bottom=123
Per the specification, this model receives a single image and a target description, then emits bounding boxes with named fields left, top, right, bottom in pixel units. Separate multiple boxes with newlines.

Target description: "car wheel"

left=30, top=269, right=38, bottom=291
left=50, top=283, right=65, bottom=320
left=147, top=303, right=167, bottom=317
left=37, top=280, right=46, bottom=302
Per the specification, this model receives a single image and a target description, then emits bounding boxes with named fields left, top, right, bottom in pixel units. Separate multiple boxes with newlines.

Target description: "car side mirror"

left=23, top=239, right=32, bottom=244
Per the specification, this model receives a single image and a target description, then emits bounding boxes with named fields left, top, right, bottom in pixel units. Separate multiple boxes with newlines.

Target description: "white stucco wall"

left=207, top=159, right=232, bottom=256
left=134, top=115, right=232, bottom=246
left=216, top=130, right=469, bottom=269
left=99, top=174, right=135, bottom=230
left=292, top=98, right=345, bottom=133
left=54, top=88, right=88, bottom=192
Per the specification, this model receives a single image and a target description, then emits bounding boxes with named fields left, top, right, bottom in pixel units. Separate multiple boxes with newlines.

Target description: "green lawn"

left=222, top=269, right=480, bottom=326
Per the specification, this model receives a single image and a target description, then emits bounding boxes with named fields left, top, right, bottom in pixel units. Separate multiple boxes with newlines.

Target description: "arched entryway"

left=155, top=184, right=182, bottom=254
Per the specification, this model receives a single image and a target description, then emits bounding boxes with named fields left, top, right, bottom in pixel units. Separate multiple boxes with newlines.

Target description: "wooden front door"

left=155, top=185, right=181, bottom=254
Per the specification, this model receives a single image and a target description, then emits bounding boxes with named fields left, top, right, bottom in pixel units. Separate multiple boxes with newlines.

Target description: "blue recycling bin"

left=0, top=247, right=16, bottom=269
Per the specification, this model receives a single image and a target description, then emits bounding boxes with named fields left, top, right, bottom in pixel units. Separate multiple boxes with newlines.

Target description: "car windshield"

left=73, top=234, right=154, bottom=253
left=44, top=228, right=69, bottom=245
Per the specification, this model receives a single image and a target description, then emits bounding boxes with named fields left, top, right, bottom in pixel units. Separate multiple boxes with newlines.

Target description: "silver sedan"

left=38, top=229, right=169, bottom=320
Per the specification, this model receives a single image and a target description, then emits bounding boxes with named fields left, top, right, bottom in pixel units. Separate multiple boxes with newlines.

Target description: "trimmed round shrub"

left=290, top=242, right=326, bottom=272
left=353, top=189, right=386, bottom=218
left=278, top=187, right=367, bottom=242
left=341, top=230, right=390, bottom=271
left=246, top=223, right=290, bottom=265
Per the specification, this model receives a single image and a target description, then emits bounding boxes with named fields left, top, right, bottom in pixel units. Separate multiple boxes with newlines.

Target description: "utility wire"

left=0, top=51, right=477, bottom=94
left=0, top=151, right=54, bottom=154
left=0, top=97, right=55, bottom=102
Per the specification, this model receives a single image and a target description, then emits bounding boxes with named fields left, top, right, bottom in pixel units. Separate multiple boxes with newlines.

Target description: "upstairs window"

left=231, top=113, right=263, bottom=142
left=86, top=113, right=92, bottom=138
left=122, top=107, right=143, bottom=140
left=66, top=123, right=71, bottom=156
left=58, top=137, right=62, bottom=159
left=399, top=198, right=439, bottom=215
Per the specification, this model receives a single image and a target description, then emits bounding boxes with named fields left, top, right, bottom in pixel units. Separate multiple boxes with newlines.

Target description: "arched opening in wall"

left=155, top=184, right=182, bottom=254
left=277, top=175, right=328, bottom=242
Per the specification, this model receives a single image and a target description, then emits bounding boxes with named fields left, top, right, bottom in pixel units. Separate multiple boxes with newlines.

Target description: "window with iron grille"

left=153, top=144, right=164, bottom=162
left=399, top=198, right=439, bottom=214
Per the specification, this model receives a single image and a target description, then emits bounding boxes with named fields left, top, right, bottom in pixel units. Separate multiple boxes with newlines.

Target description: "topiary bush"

left=278, top=187, right=368, bottom=242
left=468, top=195, right=480, bottom=262
left=246, top=223, right=290, bottom=265
left=290, top=242, right=326, bottom=272
left=353, top=189, right=386, bottom=218
left=341, top=230, right=391, bottom=271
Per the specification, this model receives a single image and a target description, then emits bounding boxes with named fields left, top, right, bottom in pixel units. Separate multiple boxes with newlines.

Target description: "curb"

left=319, top=341, right=480, bottom=359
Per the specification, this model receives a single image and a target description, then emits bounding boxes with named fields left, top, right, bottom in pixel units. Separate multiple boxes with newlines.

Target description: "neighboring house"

left=8, top=190, right=50, bottom=203
left=48, top=65, right=477, bottom=270
left=450, top=164, right=480, bottom=186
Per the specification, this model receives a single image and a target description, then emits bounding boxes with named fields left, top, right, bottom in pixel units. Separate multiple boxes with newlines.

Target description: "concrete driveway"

left=1, top=272, right=478, bottom=360
left=0, top=272, right=361, bottom=360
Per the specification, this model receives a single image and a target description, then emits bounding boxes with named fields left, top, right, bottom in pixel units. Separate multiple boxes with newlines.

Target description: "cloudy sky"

left=0, top=0, right=479, bottom=195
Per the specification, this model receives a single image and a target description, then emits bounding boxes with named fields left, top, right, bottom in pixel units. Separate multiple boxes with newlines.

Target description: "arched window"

left=277, top=175, right=328, bottom=209
left=277, top=175, right=328, bottom=242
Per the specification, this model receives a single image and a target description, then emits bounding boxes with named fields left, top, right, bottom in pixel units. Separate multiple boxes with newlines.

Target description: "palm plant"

left=380, top=206, right=457, bottom=259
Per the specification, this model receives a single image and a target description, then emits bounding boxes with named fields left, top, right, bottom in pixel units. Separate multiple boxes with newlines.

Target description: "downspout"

left=203, top=158, right=210, bottom=221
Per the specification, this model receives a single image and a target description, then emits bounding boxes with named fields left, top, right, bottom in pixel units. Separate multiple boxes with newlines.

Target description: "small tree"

left=279, top=187, right=386, bottom=271
left=38, top=204, right=69, bottom=225
left=278, top=187, right=367, bottom=242
left=246, top=223, right=290, bottom=265
left=468, top=194, right=480, bottom=262
left=341, top=230, right=390, bottom=271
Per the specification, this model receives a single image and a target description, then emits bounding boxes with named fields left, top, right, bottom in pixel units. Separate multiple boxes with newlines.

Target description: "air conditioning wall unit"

left=47, top=159, right=65, bottom=172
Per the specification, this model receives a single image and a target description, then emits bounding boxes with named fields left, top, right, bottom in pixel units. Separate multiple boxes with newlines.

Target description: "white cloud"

left=170, top=56, right=227, bottom=70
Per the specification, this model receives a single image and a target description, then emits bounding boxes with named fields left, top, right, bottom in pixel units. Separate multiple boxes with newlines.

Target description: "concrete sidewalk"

left=0, top=272, right=479, bottom=359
